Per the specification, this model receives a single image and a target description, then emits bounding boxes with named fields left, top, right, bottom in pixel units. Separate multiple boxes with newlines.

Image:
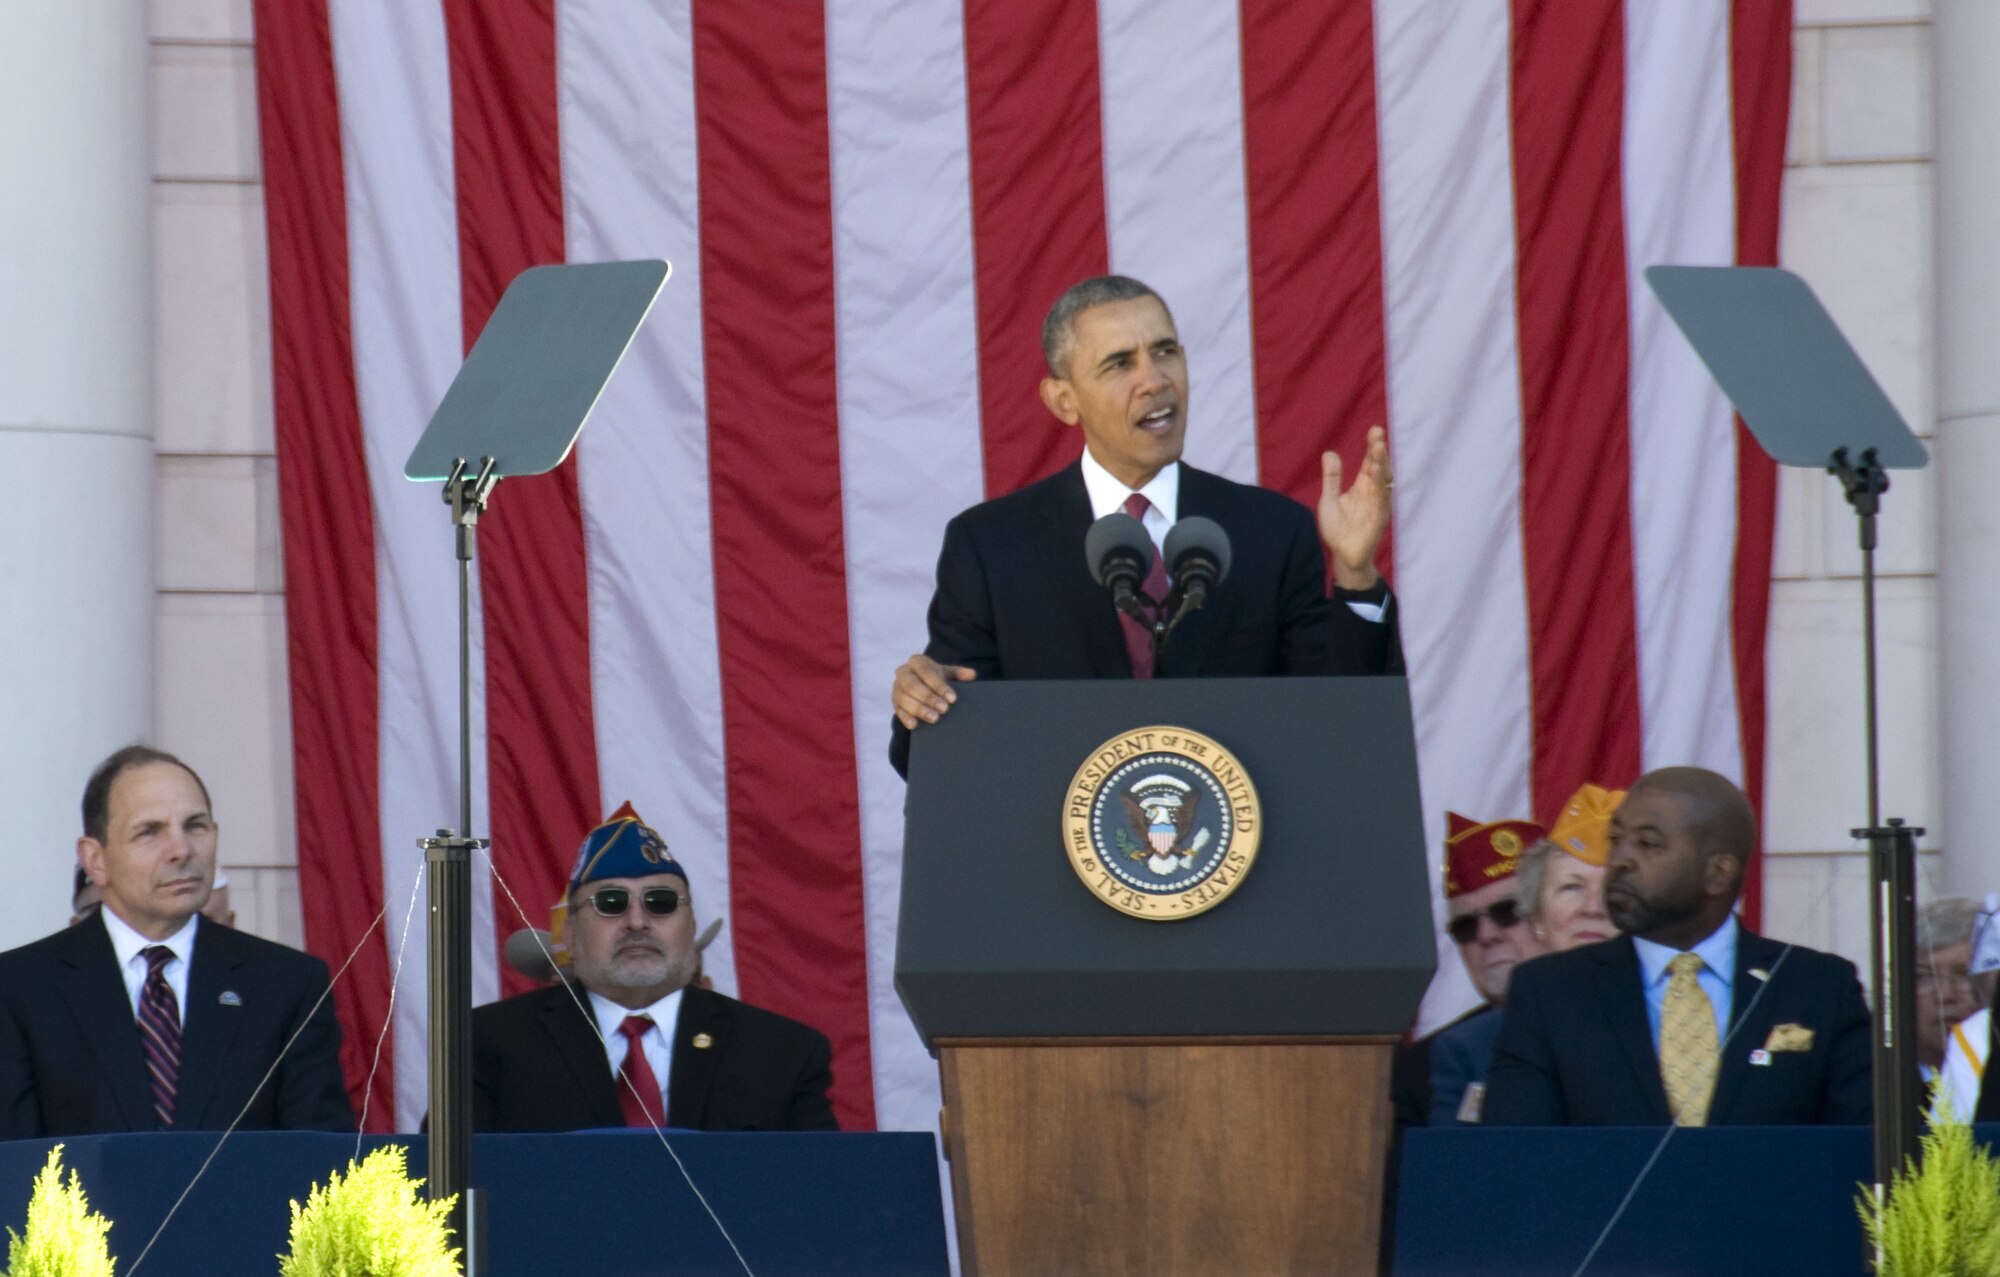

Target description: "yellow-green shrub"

left=278, top=1146, right=459, bottom=1277
left=1859, top=1111, right=2000, bottom=1276
left=4, top=1144, right=115, bottom=1277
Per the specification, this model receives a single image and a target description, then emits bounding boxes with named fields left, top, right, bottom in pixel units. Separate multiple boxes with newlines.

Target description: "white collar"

left=1080, top=449, right=1179, bottom=525
left=588, top=984, right=687, bottom=1040
left=101, top=905, right=200, bottom=971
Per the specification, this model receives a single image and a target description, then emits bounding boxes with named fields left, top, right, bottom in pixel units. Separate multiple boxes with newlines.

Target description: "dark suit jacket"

left=0, top=914, right=354, bottom=1137
left=472, top=984, right=838, bottom=1132
left=891, top=460, right=1403, bottom=773
left=1483, top=928, right=1872, bottom=1126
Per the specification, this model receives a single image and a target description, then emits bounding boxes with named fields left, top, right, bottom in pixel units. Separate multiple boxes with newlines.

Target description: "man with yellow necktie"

left=1482, top=766, right=1871, bottom=1126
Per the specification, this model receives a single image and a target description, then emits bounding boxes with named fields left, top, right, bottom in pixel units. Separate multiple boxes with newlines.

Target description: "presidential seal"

left=1062, top=726, right=1261, bottom=920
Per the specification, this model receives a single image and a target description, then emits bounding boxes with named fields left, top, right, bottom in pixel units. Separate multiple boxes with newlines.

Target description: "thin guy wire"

left=356, top=864, right=429, bottom=1158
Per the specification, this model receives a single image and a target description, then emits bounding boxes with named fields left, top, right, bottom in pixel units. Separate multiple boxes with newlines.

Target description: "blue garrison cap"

left=567, top=801, right=689, bottom=891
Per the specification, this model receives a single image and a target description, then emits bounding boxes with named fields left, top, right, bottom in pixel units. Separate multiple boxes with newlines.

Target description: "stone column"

left=0, top=2, right=154, bottom=946
left=1936, top=2, right=2000, bottom=899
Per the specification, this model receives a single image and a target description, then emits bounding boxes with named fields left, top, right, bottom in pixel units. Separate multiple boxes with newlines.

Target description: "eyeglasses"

left=1446, top=898, right=1522, bottom=944
left=582, top=886, right=682, bottom=919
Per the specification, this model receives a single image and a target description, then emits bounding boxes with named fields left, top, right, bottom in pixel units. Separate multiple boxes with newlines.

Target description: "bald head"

left=1604, top=767, right=1755, bottom=948
left=1628, top=767, right=1754, bottom=883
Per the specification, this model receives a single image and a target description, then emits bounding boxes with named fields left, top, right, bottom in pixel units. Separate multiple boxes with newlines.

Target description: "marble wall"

left=144, top=0, right=1949, bottom=975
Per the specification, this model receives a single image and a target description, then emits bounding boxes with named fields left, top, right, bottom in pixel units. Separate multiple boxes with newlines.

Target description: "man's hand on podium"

left=1318, top=423, right=1393, bottom=592
left=893, top=654, right=977, bottom=729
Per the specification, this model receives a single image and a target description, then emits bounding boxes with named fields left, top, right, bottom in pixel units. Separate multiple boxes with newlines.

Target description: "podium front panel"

left=896, top=677, right=1434, bottom=1041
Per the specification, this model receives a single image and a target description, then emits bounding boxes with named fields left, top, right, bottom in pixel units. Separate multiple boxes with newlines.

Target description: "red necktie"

left=1120, top=493, right=1171, bottom=678
left=137, top=946, right=181, bottom=1128
left=616, top=1015, right=666, bottom=1129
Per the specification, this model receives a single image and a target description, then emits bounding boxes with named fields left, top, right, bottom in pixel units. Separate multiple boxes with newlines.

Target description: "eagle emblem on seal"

left=1117, top=774, right=1211, bottom=875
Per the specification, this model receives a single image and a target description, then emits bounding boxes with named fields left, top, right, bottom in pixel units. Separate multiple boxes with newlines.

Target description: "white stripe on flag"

left=329, top=0, right=499, bottom=1131
left=1374, top=0, right=1535, bottom=1031
left=826, top=0, right=985, bottom=1132
left=1098, top=0, right=1259, bottom=484
left=557, top=0, right=739, bottom=998
left=1621, top=0, right=1745, bottom=782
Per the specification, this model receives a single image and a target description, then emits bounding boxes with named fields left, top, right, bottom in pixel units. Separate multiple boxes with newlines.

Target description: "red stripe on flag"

left=963, top=0, right=1110, bottom=497
left=440, top=0, right=598, bottom=990
left=691, top=2, right=878, bottom=1131
left=253, top=0, right=393, bottom=1127
left=1508, top=0, right=1644, bottom=819
left=1728, top=0, right=1794, bottom=925
left=1237, top=0, right=1391, bottom=573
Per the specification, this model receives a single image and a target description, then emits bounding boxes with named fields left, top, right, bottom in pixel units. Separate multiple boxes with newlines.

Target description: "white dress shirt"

left=1080, top=447, right=1178, bottom=555
left=100, top=907, right=198, bottom=1024
left=588, top=986, right=685, bottom=1112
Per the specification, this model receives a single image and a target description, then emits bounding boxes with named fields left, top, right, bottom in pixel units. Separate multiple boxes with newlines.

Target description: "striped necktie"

left=137, top=945, right=182, bottom=1128
left=1660, top=951, right=1720, bottom=1126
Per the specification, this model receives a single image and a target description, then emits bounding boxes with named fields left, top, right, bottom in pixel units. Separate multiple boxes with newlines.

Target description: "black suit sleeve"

left=1481, top=966, right=1564, bottom=1126
left=271, top=957, right=356, bottom=1132
left=786, top=1027, right=840, bottom=1132
left=1330, top=582, right=1404, bottom=675
left=0, top=981, right=41, bottom=1139
left=891, top=513, right=1000, bottom=776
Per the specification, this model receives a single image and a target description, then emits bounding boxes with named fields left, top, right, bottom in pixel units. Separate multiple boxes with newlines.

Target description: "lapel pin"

left=691, top=1032, right=713, bottom=1050
left=219, top=991, right=243, bottom=1007
left=1748, top=968, right=1770, bottom=982
left=1749, top=1048, right=1772, bottom=1066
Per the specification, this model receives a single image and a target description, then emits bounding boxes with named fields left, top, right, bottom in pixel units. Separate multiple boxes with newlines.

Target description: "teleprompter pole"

left=1829, top=447, right=1922, bottom=1203
left=422, top=457, right=497, bottom=1272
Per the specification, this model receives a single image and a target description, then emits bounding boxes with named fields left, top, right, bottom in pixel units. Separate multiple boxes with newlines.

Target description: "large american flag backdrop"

left=253, top=0, right=1792, bottom=1132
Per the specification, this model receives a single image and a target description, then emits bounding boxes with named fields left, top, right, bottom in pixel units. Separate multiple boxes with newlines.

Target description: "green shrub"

left=277, top=1147, right=460, bottom=1277
left=4, top=1144, right=116, bottom=1277
left=1859, top=1110, right=2000, bottom=1276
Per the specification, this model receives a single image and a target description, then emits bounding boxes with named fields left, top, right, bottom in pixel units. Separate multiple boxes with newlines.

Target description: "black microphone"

left=1161, top=517, right=1232, bottom=634
left=1085, top=512, right=1158, bottom=624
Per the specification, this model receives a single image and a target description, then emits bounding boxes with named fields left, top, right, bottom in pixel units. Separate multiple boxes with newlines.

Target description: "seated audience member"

left=1912, top=898, right=1980, bottom=1086
left=1434, top=785, right=1624, bottom=1124
left=1518, top=784, right=1621, bottom=953
left=472, top=805, right=837, bottom=1132
left=69, top=866, right=101, bottom=926
left=0, top=746, right=354, bottom=1136
left=1424, top=813, right=1546, bottom=1126
left=1934, top=898, right=1996, bottom=1121
left=1484, top=766, right=1871, bottom=1126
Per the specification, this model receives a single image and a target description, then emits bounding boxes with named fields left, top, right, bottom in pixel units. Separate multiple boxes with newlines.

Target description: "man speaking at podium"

left=891, top=275, right=1402, bottom=773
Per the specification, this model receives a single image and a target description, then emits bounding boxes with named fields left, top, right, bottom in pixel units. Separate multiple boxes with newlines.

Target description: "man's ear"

left=1039, top=375, right=1080, bottom=426
left=77, top=837, right=108, bottom=888
left=1703, top=851, right=1743, bottom=900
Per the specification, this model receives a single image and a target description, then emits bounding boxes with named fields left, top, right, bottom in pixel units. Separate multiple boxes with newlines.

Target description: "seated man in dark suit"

left=473, top=805, right=837, bottom=1132
left=0, top=745, right=354, bottom=1137
left=890, top=275, right=1401, bottom=773
left=1484, top=766, right=1871, bottom=1126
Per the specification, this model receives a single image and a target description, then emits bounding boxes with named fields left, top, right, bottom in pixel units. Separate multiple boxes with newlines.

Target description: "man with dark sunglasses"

left=470, top=805, right=837, bottom=1132
left=1422, top=813, right=1545, bottom=1125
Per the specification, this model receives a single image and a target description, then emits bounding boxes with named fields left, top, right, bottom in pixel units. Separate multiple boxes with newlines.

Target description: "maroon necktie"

left=1119, top=493, right=1171, bottom=678
left=616, top=1015, right=666, bottom=1129
left=137, top=946, right=181, bottom=1128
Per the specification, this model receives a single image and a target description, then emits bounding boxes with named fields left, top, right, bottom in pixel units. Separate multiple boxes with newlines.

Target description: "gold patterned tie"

left=1660, top=951, right=1720, bottom=1126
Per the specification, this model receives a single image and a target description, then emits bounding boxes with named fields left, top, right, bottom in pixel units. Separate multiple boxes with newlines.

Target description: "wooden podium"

left=897, top=679, right=1432, bottom=1277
